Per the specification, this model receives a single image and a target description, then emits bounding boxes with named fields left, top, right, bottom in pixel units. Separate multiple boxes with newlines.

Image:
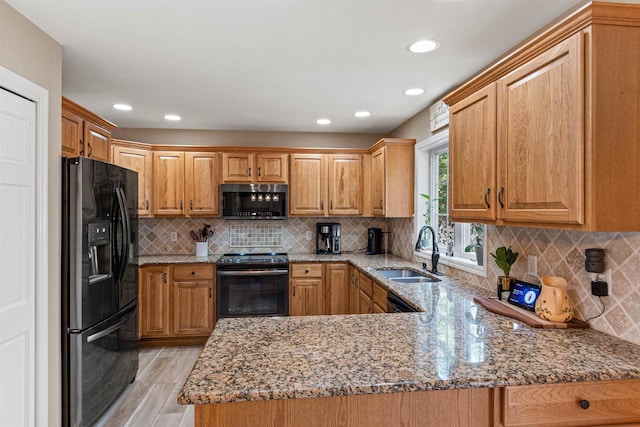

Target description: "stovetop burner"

left=216, top=253, right=289, bottom=265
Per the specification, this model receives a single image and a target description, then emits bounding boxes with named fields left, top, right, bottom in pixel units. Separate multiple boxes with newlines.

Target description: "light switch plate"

left=527, top=255, right=537, bottom=276
left=170, top=232, right=177, bottom=242
left=305, top=231, right=312, bottom=241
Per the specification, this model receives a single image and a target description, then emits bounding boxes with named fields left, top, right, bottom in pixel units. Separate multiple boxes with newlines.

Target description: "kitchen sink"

left=389, top=276, right=440, bottom=284
left=375, top=268, right=440, bottom=282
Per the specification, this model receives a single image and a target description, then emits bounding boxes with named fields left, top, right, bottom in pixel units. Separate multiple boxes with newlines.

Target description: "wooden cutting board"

left=473, top=296, right=589, bottom=329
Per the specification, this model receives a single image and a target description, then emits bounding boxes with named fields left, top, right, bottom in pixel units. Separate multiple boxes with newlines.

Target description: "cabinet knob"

left=305, top=269, right=309, bottom=273
left=579, top=399, right=590, bottom=410
left=191, top=271, right=195, bottom=275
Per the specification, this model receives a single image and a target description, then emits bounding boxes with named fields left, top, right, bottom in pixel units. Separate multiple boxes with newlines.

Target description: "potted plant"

left=419, top=193, right=438, bottom=248
left=464, top=225, right=484, bottom=266
left=490, top=245, right=519, bottom=292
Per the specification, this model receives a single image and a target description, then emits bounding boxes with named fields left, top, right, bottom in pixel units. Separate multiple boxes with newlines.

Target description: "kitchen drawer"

left=372, top=282, right=387, bottom=308
left=503, top=379, right=640, bottom=426
left=173, top=264, right=215, bottom=281
left=290, top=263, right=323, bottom=278
left=358, top=273, right=372, bottom=297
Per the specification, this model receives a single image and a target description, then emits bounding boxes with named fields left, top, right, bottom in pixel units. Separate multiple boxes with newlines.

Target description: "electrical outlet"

left=305, top=231, right=312, bottom=241
left=527, top=255, right=537, bottom=276
left=170, top=232, right=177, bottom=242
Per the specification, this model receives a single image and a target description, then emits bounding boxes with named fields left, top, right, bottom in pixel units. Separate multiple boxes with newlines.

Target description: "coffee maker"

left=366, top=228, right=383, bottom=255
left=316, top=223, right=341, bottom=254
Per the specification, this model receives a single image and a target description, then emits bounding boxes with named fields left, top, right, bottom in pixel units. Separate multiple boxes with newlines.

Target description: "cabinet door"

left=359, top=290, right=372, bottom=314
left=153, top=151, right=185, bottom=216
left=289, top=153, right=327, bottom=216
left=325, top=263, right=349, bottom=315
left=328, top=154, right=361, bottom=215
left=256, top=153, right=288, bottom=183
left=112, top=145, right=153, bottom=217
left=84, top=122, right=111, bottom=162
left=290, top=279, right=323, bottom=316
left=449, top=84, right=497, bottom=222
left=61, top=108, right=82, bottom=158
left=221, top=152, right=253, bottom=182
left=139, top=266, right=171, bottom=337
left=173, top=281, right=214, bottom=336
left=497, top=33, right=584, bottom=225
left=371, top=148, right=385, bottom=215
left=185, top=152, right=219, bottom=216
left=349, top=266, right=359, bottom=314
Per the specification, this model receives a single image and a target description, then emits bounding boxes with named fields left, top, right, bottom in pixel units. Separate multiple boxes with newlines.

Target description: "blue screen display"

left=507, top=280, right=541, bottom=311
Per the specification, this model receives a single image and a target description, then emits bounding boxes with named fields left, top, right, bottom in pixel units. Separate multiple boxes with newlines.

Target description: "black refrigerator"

left=61, top=157, right=139, bottom=427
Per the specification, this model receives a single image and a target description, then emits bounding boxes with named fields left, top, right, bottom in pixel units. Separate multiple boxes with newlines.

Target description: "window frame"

left=414, top=130, right=487, bottom=277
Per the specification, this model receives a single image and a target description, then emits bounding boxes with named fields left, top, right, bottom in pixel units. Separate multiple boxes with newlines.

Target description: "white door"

left=0, top=87, right=37, bottom=427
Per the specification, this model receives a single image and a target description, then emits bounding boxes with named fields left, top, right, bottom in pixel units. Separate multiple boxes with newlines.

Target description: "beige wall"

left=0, top=1, right=62, bottom=425
left=113, top=127, right=384, bottom=149
left=390, top=105, right=434, bottom=143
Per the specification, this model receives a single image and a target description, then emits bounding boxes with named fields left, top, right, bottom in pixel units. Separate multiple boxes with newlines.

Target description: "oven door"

left=216, top=268, right=289, bottom=319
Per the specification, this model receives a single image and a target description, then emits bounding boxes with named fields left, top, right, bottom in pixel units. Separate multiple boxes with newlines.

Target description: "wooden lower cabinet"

left=290, top=263, right=324, bottom=316
left=358, top=273, right=373, bottom=314
left=324, top=263, right=349, bottom=315
left=139, top=265, right=171, bottom=338
left=139, top=264, right=215, bottom=341
left=502, top=379, right=640, bottom=427
left=372, top=282, right=387, bottom=313
left=194, top=387, right=495, bottom=427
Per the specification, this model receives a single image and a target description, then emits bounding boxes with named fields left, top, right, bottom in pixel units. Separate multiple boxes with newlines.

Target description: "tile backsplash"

left=396, top=224, right=640, bottom=347
left=138, top=217, right=388, bottom=255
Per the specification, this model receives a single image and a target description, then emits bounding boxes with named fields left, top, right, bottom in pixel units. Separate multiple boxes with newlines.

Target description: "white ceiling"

left=8, top=0, right=587, bottom=134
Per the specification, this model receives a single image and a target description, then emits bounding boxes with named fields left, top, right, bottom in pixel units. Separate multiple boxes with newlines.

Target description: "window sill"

left=414, top=250, right=487, bottom=278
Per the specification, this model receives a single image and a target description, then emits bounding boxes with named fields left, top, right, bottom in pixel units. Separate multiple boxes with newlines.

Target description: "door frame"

left=0, top=64, right=49, bottom=426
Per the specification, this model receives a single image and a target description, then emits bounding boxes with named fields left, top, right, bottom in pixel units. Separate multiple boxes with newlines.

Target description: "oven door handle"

left=217, top=269, right=289, bottom=276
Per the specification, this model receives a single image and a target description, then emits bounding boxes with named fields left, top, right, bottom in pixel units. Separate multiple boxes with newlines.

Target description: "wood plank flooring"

left=96, top=346, right=202, bottom=427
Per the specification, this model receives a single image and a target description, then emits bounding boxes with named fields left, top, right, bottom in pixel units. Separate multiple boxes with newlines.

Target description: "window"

left=415, top=130, right=486, bottom=276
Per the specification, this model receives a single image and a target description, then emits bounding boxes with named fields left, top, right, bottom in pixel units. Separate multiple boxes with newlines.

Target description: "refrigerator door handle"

left=114, top=187, right=130, bottom=284
left=86, top=317, right=128, bottom=343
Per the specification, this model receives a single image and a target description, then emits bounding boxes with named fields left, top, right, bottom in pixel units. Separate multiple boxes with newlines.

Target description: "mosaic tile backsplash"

left=138, top=217, right=388, bottom=256
left=397, top=224, right=640, bottom=347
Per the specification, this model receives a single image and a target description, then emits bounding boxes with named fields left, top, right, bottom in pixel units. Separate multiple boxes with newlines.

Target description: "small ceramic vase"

left=535, top=276, right=574, bottom=322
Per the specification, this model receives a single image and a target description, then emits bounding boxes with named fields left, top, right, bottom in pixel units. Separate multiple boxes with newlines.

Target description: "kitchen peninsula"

left=136, top=254, right=640, bottom=427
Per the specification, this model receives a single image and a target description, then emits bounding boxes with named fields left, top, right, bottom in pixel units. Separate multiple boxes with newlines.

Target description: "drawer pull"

left=484, top=188, right=491, bottom=209
left=579, top=399, right=590, bottom=410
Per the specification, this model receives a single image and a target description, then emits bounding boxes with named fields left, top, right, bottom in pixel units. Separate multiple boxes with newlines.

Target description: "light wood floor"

left=96, top=346, right=203, bottom=427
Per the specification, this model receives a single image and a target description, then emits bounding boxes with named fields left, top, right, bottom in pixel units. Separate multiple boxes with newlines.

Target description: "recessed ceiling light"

left=408, top=39, right=440, bottom=54
left=113, top=103, right=132, bottom=111
left=404, top=88, right=425, bottom=96
left=354, top=111, right=371, bottom=118
left=164, top=114, right=181, bottom=121
left=316, top=118, right=331, bottom=125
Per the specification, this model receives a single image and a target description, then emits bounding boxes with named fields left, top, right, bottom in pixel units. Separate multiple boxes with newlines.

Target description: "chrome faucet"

left=415, top=225, right=444, bottom=276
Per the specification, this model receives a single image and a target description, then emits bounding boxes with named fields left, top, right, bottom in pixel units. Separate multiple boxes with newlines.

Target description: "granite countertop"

left=174, top=253, right=640, bottom=405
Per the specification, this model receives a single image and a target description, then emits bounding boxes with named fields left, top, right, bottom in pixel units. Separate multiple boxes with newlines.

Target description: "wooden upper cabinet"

left=221, top=152, right=253, bottom=182
left=290, top=153, right=364, bottom=217
left=369, top=139, right=415, bottom=218
left=328, top=154, right=362, bottom=215
left=185, top=152, right=219, bottom=216
left=61, top=97, right=115, bottom=162
left=497, top=32, right=583, bottom=225
left=449, top=84, right=497, bottom=222
left=84, top=122, right=110, bottom=162
left=444, top=3, right=640, bottom=231
left=112, top=143, right=153, bottom=217
left=289, top=153, right=327, bottom=216
left=256, top=153, right=288, bottom=183
left=371, top=148, right=385, bottom=215
left=61, top=108, right=83, bottom=157
left=153, top=151, right=185, bottom=216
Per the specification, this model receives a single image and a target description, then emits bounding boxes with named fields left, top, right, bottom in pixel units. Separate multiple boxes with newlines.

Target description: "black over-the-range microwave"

left=220, top=183, right=288, bottom=219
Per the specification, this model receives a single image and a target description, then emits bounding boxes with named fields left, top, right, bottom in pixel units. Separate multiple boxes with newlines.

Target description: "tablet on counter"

left=507, top=280, right=541, bottom=311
